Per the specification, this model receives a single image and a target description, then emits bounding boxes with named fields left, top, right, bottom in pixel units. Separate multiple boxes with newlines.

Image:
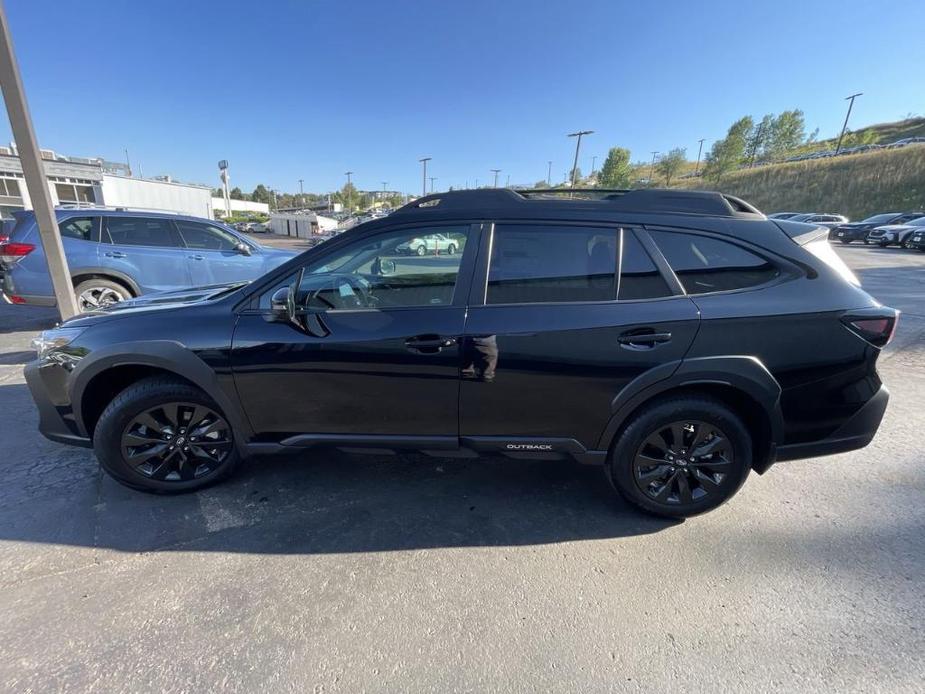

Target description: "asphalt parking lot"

left=1, top=244, right=923, bottom=692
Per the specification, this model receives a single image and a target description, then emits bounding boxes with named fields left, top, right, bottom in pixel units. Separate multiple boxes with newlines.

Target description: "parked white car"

left=396, top=233, right=460, bottom=256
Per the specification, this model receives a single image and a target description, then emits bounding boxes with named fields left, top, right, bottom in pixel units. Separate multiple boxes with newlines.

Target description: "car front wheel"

left=416, top=245, right=426, bottom=256
left=93, top=377, right=239, bottom=493
left=609, top=396, right=752, bottom=518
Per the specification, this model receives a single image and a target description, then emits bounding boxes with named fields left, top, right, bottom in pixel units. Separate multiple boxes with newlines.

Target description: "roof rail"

left=55, top=203, right=186, bottom=215
left=396, top=187, right=764, bottom=218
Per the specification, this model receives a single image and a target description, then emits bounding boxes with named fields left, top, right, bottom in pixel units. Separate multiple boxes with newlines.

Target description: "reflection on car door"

left=175, top=220, right=258, bottom=285
left=101, top=216, right=192, bottom=293
left=459, top=224, right=701, bottom=451
left=230, top=224, right=481, bottom=444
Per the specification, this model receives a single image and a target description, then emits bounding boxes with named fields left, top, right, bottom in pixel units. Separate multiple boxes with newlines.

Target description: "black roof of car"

left=391, top=188, right=765, bottom=221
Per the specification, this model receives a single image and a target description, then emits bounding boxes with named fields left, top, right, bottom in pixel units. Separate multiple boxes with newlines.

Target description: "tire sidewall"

left=74, top=279, right=132, bottom=312
left=609, top=397, right=752, bottom=518
left=94, top=380, right=238, bottom=493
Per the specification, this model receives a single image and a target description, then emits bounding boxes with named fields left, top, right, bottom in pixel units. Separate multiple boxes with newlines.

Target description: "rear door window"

left=175, top=221, right=241, bottom=251
left=486, top=225, right=617, bottom=304
left=649, top=229, right=779, bottom=295
left=104, top=217, right=181, bottom=248
left=58, top=216, right=97, bottom=242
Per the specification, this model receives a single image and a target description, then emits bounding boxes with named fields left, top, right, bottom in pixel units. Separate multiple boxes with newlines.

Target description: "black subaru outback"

left=25, top=189, right=896, bottom=518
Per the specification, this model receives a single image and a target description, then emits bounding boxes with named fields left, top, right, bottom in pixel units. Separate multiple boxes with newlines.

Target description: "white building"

left=0, top=145, right=215, bottom=219
left=211, top=197, right=270, bottom=218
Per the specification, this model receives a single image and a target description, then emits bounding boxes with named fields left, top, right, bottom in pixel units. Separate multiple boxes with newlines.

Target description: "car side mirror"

left=235, top=242, right=252, bottom=256
left=270, top=287, right=291, bottom=319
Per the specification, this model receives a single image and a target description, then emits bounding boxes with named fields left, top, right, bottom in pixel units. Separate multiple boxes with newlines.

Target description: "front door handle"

left=618, top=330, right=672, bottom=350
left=104, top=251, right=126, bottom=259
left=188, top=254, right=205, bottom=261
left=405, top=335, right=457, bottom=354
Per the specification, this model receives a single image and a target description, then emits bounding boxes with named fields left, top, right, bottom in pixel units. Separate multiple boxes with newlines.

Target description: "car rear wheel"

left=840, top=239, right=851, bottom=244
left=93, top=377, right=239, bottom=493
left=609, top=396, right=752, bottom=518
left=74, top=278, right=132, bottom=312
left=416, top=245, right=426, bottom=256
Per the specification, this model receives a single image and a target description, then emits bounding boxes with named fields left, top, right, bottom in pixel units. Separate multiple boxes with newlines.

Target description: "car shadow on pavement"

left=0, top=383, right=674, bottom=560
left=0, top=350, right=36, bottom=365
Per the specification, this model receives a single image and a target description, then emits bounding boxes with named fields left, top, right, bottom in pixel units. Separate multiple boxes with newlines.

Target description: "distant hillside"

left=813, top=116, right=925, bottom=148
left=675, top=145, right=925, bottom=219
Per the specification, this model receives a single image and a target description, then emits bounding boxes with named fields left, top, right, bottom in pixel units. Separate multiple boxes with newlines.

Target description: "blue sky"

left=3, top=0, right=923, bottom=195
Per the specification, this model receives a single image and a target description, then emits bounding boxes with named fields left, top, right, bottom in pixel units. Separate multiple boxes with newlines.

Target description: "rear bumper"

left=775, top=384, right=888, bottom=462
left=0, top=270, right=56, bottom=306
left=24, top=360, right=92, bottom=448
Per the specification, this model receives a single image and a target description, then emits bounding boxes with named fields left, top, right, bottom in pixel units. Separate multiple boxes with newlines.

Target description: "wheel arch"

left=598, top=356, right=784, bottom=474
left=71, top=268, right=141, bottom=297
left=70, top=342, right=252, bottom=444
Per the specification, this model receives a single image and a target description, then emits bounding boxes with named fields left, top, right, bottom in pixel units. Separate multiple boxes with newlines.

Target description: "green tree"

left=655, top=147, right=687, bottom=186
left=597, top=147, right=633, bottom=188
left=703, top=116, right=754, bottom=182
left=333, top=182, right=359, bottom=210
left=230, top=187, right=245, bottom=200
left=569, top=166, right=583, bottom=185
left=251, top=184, right=270, bottom=204
left=765, top=109, right=806, bottom=161
left=749, top=114, right=775, bottom=164
left=533, top=179, right=550, bottom=189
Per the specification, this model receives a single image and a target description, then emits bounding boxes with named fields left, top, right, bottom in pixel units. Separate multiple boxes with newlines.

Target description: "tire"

left=901, top=239, right=912, bottom=249
left=74, top=278, right=133, bottom=312
left=878, top=242, right=889, bottom=248
left=416, top=245, right=426, bottom=256
left=93, top=376, right=239, bottom=493
left=446, top=244, right=457, bottom=256
left=608, top=396, right=752, bottom=518
left=840, top=239, right=851, bottom=245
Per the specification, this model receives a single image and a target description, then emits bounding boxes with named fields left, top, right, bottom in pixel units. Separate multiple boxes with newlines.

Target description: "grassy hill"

left=674, top=144, right=925, bottom=219
left=813, top=116, right=925, bottom=148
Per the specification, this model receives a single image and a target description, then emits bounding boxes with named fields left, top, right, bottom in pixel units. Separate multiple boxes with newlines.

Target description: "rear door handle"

left=188, top=254, right=204, bottom=261
left=104, top=251, right=126, bottom=259
left=405, top=335, right=457, bottom=354
left=618, top=331, right=672, bottom=349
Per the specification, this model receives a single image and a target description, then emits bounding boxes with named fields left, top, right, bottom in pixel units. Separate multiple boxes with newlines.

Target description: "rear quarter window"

left=649, top=229, right=779, bottom=295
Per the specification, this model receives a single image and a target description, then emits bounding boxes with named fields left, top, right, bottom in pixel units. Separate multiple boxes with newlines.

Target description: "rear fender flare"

left=70, top=267, right=141, bottom=296
left=69, top=341, right=252, bottom=443
left=597, top=355, right=784, bottom=451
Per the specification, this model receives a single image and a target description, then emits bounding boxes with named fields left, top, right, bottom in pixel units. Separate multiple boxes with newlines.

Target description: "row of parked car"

left=770, top=210, right=925, bottom=250
left=784, top=137, right=925, bottom=163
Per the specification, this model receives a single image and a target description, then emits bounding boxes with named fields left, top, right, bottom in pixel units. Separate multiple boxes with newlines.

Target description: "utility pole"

left=835, top=92, right=863, bottom=155
left=567, top=130, right=593, bottom=187
left=0, top=5, right=78, bottom=318
left=547, top=161, right=552, bottom=186
left=429, top=176, right=436, bottom=193
left=694, top=138, right=706, bottom=175
left=124, top=147, right=132, bottom=177
left=344, top=171, right=353, bottom=210
left=219, top=160, right=231, bottom=218
left=505, top=174, right=510, bottom=187
left=418, top=157, right=431, bottom=197
left=475, top=178, right=479, bottom=188
left=381, top=181, right=388, bottom=192
left=591, top=155, right=597, bottom=174
left=650, top=151, right=659, bottom=185
left=491, top=169, right=501, bottom=187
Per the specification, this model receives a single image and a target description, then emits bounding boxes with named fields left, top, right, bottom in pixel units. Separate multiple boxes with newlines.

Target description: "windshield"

left=908, top=217, right=925, bottom=227
left=861, top=213, right=900, bottom=224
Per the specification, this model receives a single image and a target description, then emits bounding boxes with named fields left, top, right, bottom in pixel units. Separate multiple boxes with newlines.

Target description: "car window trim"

left=641, top=224, right=798, bottom=297
left=470, top=221, right=676, bottom=308
left=102, top=215, right=185, bottom=249
left=58, top=214, right=101, bottom=244
left=238, top=221, right=482, bottom=315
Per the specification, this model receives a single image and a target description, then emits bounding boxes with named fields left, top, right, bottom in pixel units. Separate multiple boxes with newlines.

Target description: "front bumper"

left=23, top=360, right=92, bottom=448
left=775, top=384, right=889, bottom=462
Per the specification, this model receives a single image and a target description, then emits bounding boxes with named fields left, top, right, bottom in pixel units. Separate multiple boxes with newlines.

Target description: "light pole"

left=344, top=171, right=353, bottom=210
left=547, top=161, right=552, bottom=186
left=419, top=157, right=431, bottom=197
left=835, top=92, right=863, bottom=155
left=298, top=178, right=304, bottom=208
left=219, top=160, right=231, bottom=217
left=491, top=169, right=501, bottom=187
left=591, top=155, right=597, bottom=174
left=567, top=130, right=593, bottom=187
left=650, top=151, right=659, bottom=185
left=429, top=176, right=437, bottom=193
left=695, top=138, right=706, bottom=175
left=475, top=178, right=479, bottom=188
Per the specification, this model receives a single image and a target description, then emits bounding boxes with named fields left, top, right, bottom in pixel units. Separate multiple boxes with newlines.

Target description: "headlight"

left=32, top=327, right=85, bottom=359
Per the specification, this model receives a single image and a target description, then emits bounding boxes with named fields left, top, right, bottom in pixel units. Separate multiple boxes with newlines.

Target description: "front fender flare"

left=69, top=341, right=253, bottom=443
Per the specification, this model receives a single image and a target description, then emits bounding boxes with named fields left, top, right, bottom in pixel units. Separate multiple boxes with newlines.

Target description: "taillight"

left=842, top=311, right=899, bottom=348
left=0, top=241, right=35, bottom=264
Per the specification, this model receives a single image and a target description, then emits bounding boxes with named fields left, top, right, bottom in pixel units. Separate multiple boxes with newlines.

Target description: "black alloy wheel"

left=632, top=420, right=732, bottom=506
left=120, top=402, right=232, bottom=482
